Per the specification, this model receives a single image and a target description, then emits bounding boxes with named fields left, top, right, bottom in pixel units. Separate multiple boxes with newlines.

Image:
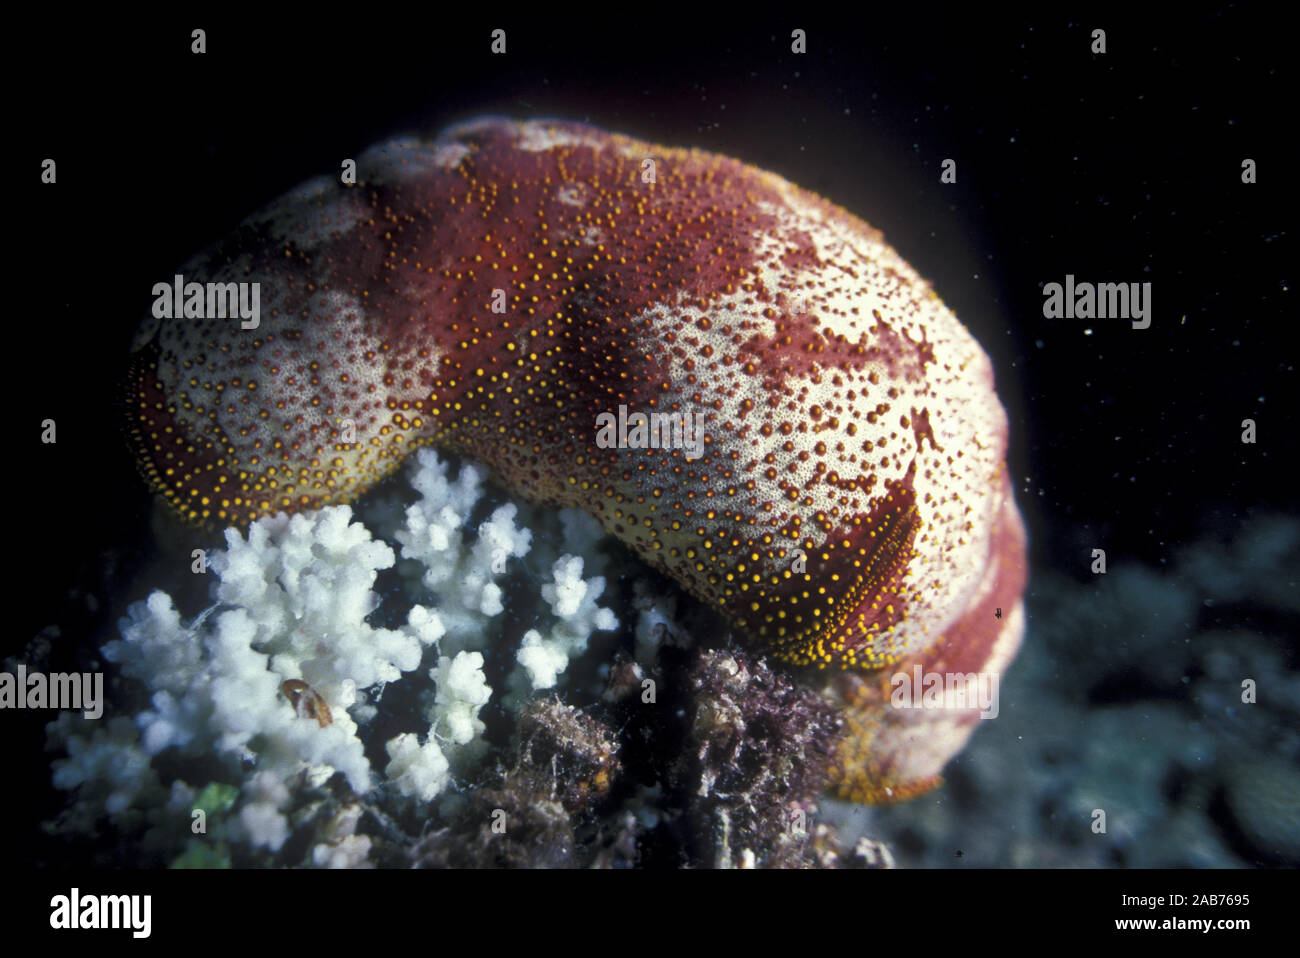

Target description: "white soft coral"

left=396, top=449, right=532, bottom=652
left=514, top=555, right=618, bottom=691
left=384, top=732, right=451, bottom=803
left=50, top=447, right=627, bottom=859
left=432, top=651, right=492, bottom=745
left=101, top=506, right=442, bottom=794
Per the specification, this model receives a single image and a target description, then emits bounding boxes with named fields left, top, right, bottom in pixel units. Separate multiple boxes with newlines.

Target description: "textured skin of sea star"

left=126, top=117, right=1027, bottom=803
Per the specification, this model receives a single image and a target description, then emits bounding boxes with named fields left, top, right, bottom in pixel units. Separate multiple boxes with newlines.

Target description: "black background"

left=10, top=6, right=1295, bottom=871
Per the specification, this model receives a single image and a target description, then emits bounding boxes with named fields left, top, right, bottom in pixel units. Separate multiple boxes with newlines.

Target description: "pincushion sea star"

left=125, top=117, right=1027, bottom=803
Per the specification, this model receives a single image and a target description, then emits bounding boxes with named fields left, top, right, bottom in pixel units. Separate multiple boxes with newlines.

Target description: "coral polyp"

left=125, top=117, right=1027, bottom=802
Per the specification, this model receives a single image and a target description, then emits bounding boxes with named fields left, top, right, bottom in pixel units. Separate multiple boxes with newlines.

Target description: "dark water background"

left=10, top=8, right=1295, bottom=867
